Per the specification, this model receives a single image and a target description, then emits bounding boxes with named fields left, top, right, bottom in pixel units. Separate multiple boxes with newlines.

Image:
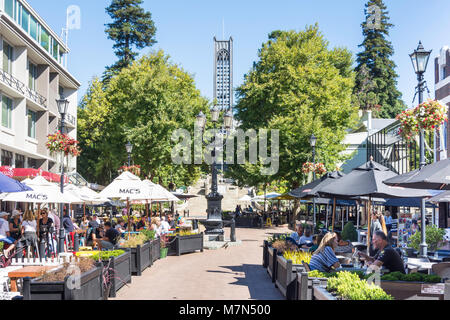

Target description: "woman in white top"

left=21, top=210, right=38, bottom=255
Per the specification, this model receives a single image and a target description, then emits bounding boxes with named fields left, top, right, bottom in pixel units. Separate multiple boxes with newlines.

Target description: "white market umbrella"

left=99, top=171, right=153, bottom=232
left=238, top=195, right=252, bottom=202
left=142, top=180, right=180, bottom=202
left=3, top=176, right=71, bottom=203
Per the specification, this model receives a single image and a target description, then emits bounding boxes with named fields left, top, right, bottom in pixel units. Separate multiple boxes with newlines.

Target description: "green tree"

left=104, top=0, right=157, bottom=81
left=78, top=51, right=210, bottom=187
left=226, top=25, right=358, bottom=191
left=355, top=0, right=406, bottom=119
left=353, top=64, right=380, bottom=115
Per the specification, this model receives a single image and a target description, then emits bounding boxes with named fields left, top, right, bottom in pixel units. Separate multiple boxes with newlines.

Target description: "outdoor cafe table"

left=406, top=258, right=436, bottom=274
left=8, top=266, right=58, bottom=291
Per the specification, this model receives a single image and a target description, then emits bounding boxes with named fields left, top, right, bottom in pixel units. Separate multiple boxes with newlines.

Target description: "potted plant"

left=90, top=250, right=132, bottom=298
left=408, top=225, right=446, bottom=255
left=169, top=230, right=204, bottom=256
left=275, top=250, right=310, bottom=300
left=23, top=258, right=103, bottom=300
left=117, top=233, right=151, bottom=276
left=140, top=229, right=159, bottom=265
left=380, top=271, right=443, bottom=300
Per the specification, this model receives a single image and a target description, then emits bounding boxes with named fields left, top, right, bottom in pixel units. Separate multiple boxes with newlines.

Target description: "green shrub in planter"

left=140, top=229, right=156, bottom=242
left=408, top=225, right=446, bottom=252
left=342, top=222, right=358, bottom=242
left=381, top=271, right=441, bottom=283
left=90, top=250, right=125, bottom=261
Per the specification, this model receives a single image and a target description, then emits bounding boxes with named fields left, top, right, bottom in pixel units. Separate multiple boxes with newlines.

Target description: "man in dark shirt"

left=136, top=215, right=146, bottom=231
left=359, top=230, right=405, bottom=274
left=62, top=212, right=74, bottom=233
left=94, top=222, right=120, bottom=251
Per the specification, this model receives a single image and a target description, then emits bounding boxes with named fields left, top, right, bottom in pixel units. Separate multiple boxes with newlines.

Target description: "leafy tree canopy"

left=78, top=51, right=210, bottom=187
left=226, top=25, right=358, bottom=190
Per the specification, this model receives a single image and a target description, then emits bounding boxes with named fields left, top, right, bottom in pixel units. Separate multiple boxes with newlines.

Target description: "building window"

left=1, top=150, right=13, bottom=166
left=1, top=96, right=13, bottom=129
left=28, top=61, right=37, bottom=90
left=28, top=157, right=37, bottom=169
left=52, top=39, right=59, bottom=60
left=27, top=109, right=36, bottom=139
left=15, top=154, right=25, bottom=168
left=21, top=7, right=29, bottom=32
left=29, top=15, right=38, bottom=40
left=2, top=41, right=13, bottom=74
left=4, top=0, right=15, bottom=18
left=40, top=28, right=49, bottom=51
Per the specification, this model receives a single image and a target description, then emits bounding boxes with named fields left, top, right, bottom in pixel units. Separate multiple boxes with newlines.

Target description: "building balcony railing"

left=0, top=68, right=47, bottom=108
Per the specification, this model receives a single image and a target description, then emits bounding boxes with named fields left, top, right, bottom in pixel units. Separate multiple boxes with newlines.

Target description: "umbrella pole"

left=367, top=198, right=372, bottom=253
left=36, top=203, right=41, bottom=239
left=325, top=204, right=329, bottom=230
left=331, top=198, right=336, bottom=233
left=127, top=198, right=130, bottom=234
left=356, top=204, right=360, bottom=230
left=83, top=203, right=86, bottom=220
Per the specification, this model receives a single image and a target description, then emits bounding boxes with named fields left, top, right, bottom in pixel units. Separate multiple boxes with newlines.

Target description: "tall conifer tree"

left=355, top=0, right=406, bottom=119
left=104, top=0, right=156, bottom=81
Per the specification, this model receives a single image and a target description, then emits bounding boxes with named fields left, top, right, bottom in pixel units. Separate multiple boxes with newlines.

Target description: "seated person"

left=155, top=217, right=170, bottom=236
left=309, top=232, right=341, bottom=273
left=334, top=232, right=354, bottom=254
left=358, top=231, right=405, bottom=274
left=298, top=225, right=314, bottom=248
left=309, top=234, right=323, bottom=253
left=290, top=224, right=304, bottom=245
left=94, top=222, right=120, bottom=251
left=0, top=212, right=17, bottom=258
left=124, top=217, right=136, bottom=232
left=115, top=218, right=126, bottom=233
left=136, top=215, right=146, bottom=231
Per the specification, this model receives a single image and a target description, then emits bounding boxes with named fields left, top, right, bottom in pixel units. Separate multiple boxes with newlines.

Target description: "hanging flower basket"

left=118, top=165, right=141, bottom=176
left=46, top=131, right=81, bottom=157
left=397, top=100, right=448, bottom=140
left=302, top=162, right=327, bottom=176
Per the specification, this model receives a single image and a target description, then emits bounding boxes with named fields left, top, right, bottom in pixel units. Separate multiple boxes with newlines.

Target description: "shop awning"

left=0, top=166, right=68, bottom=183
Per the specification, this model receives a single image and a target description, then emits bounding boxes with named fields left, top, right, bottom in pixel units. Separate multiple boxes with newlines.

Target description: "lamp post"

left=196, top=108, right=233, bottom=240
left=125, top=142, right=133, bottom=167
left=310, top=134, right=317, bottom=230
left=56, top=95, right=69, bottom=254
left=410, top=41, right=432, bottom=258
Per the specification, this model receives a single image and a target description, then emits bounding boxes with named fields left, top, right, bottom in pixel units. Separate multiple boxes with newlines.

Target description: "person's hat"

left=0, top=212, right=9, bottom=217
left=12, top=210, right=21, bottom=217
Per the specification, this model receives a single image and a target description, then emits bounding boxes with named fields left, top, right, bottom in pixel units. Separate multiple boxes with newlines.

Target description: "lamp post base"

left=419, top=243, right=428, bottom=258
left=203, top=193, right=224, bottom=238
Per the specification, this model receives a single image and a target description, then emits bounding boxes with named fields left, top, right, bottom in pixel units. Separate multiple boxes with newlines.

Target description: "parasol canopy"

left=2, top=176, right=71, bottom=203
left=318, top=160, right=432, bottom=199
left=383, top=159, right=450, bottom=190
left=0, top=172, right=32, bottom=193
left=99, top=171, right=153, bottom=200
left=289, top=171, right=345, bottom=199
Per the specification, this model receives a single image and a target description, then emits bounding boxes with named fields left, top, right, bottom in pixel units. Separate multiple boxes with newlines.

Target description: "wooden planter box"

left=267, top=247, right=278, bottom=283
left=313, top=286, right=337, bottom=300
left=262, top=241, right=269, bottom=268
left=149, top=238, right=160, bottom=265
left=296, top=273, right=328, bottom=300
left=23, top=263, right=104, bottom=300
left=105, top=251, right=132, bottom=298
left=275, top=255, right=306, bottom=300
left=121, top=241, right=151, bottom=276
left=380, top=280, right=445, bottom=300
left=170, top=233, right=204, bottom=256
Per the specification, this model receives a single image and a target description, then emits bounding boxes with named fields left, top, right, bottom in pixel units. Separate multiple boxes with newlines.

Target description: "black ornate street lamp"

left=310, top=133, right=317, bottom=229
left=410, top=41, right=432, bottom=257
left=56, top=95, right=69, bottom=254
left=196, top=108, right=233, bottom=240
left=125, top=141, right=133, bottom=167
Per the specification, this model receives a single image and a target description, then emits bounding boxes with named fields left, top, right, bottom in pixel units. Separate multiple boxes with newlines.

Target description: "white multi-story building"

left=0, top=0, right=80, bottom=178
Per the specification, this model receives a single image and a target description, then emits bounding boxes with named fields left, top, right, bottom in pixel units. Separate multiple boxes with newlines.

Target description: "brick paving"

left=113, top=226, right=290, bottom=300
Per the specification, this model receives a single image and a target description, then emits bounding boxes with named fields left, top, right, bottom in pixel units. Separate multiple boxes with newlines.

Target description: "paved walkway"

left=113, top=226, right=291, bottom=300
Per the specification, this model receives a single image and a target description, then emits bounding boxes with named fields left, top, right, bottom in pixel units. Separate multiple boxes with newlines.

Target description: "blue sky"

left=28, top=0, right=450, bottom=111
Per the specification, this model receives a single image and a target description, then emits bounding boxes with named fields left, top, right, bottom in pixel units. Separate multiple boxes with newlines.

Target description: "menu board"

left=397, top=213, right=414, bottom=248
